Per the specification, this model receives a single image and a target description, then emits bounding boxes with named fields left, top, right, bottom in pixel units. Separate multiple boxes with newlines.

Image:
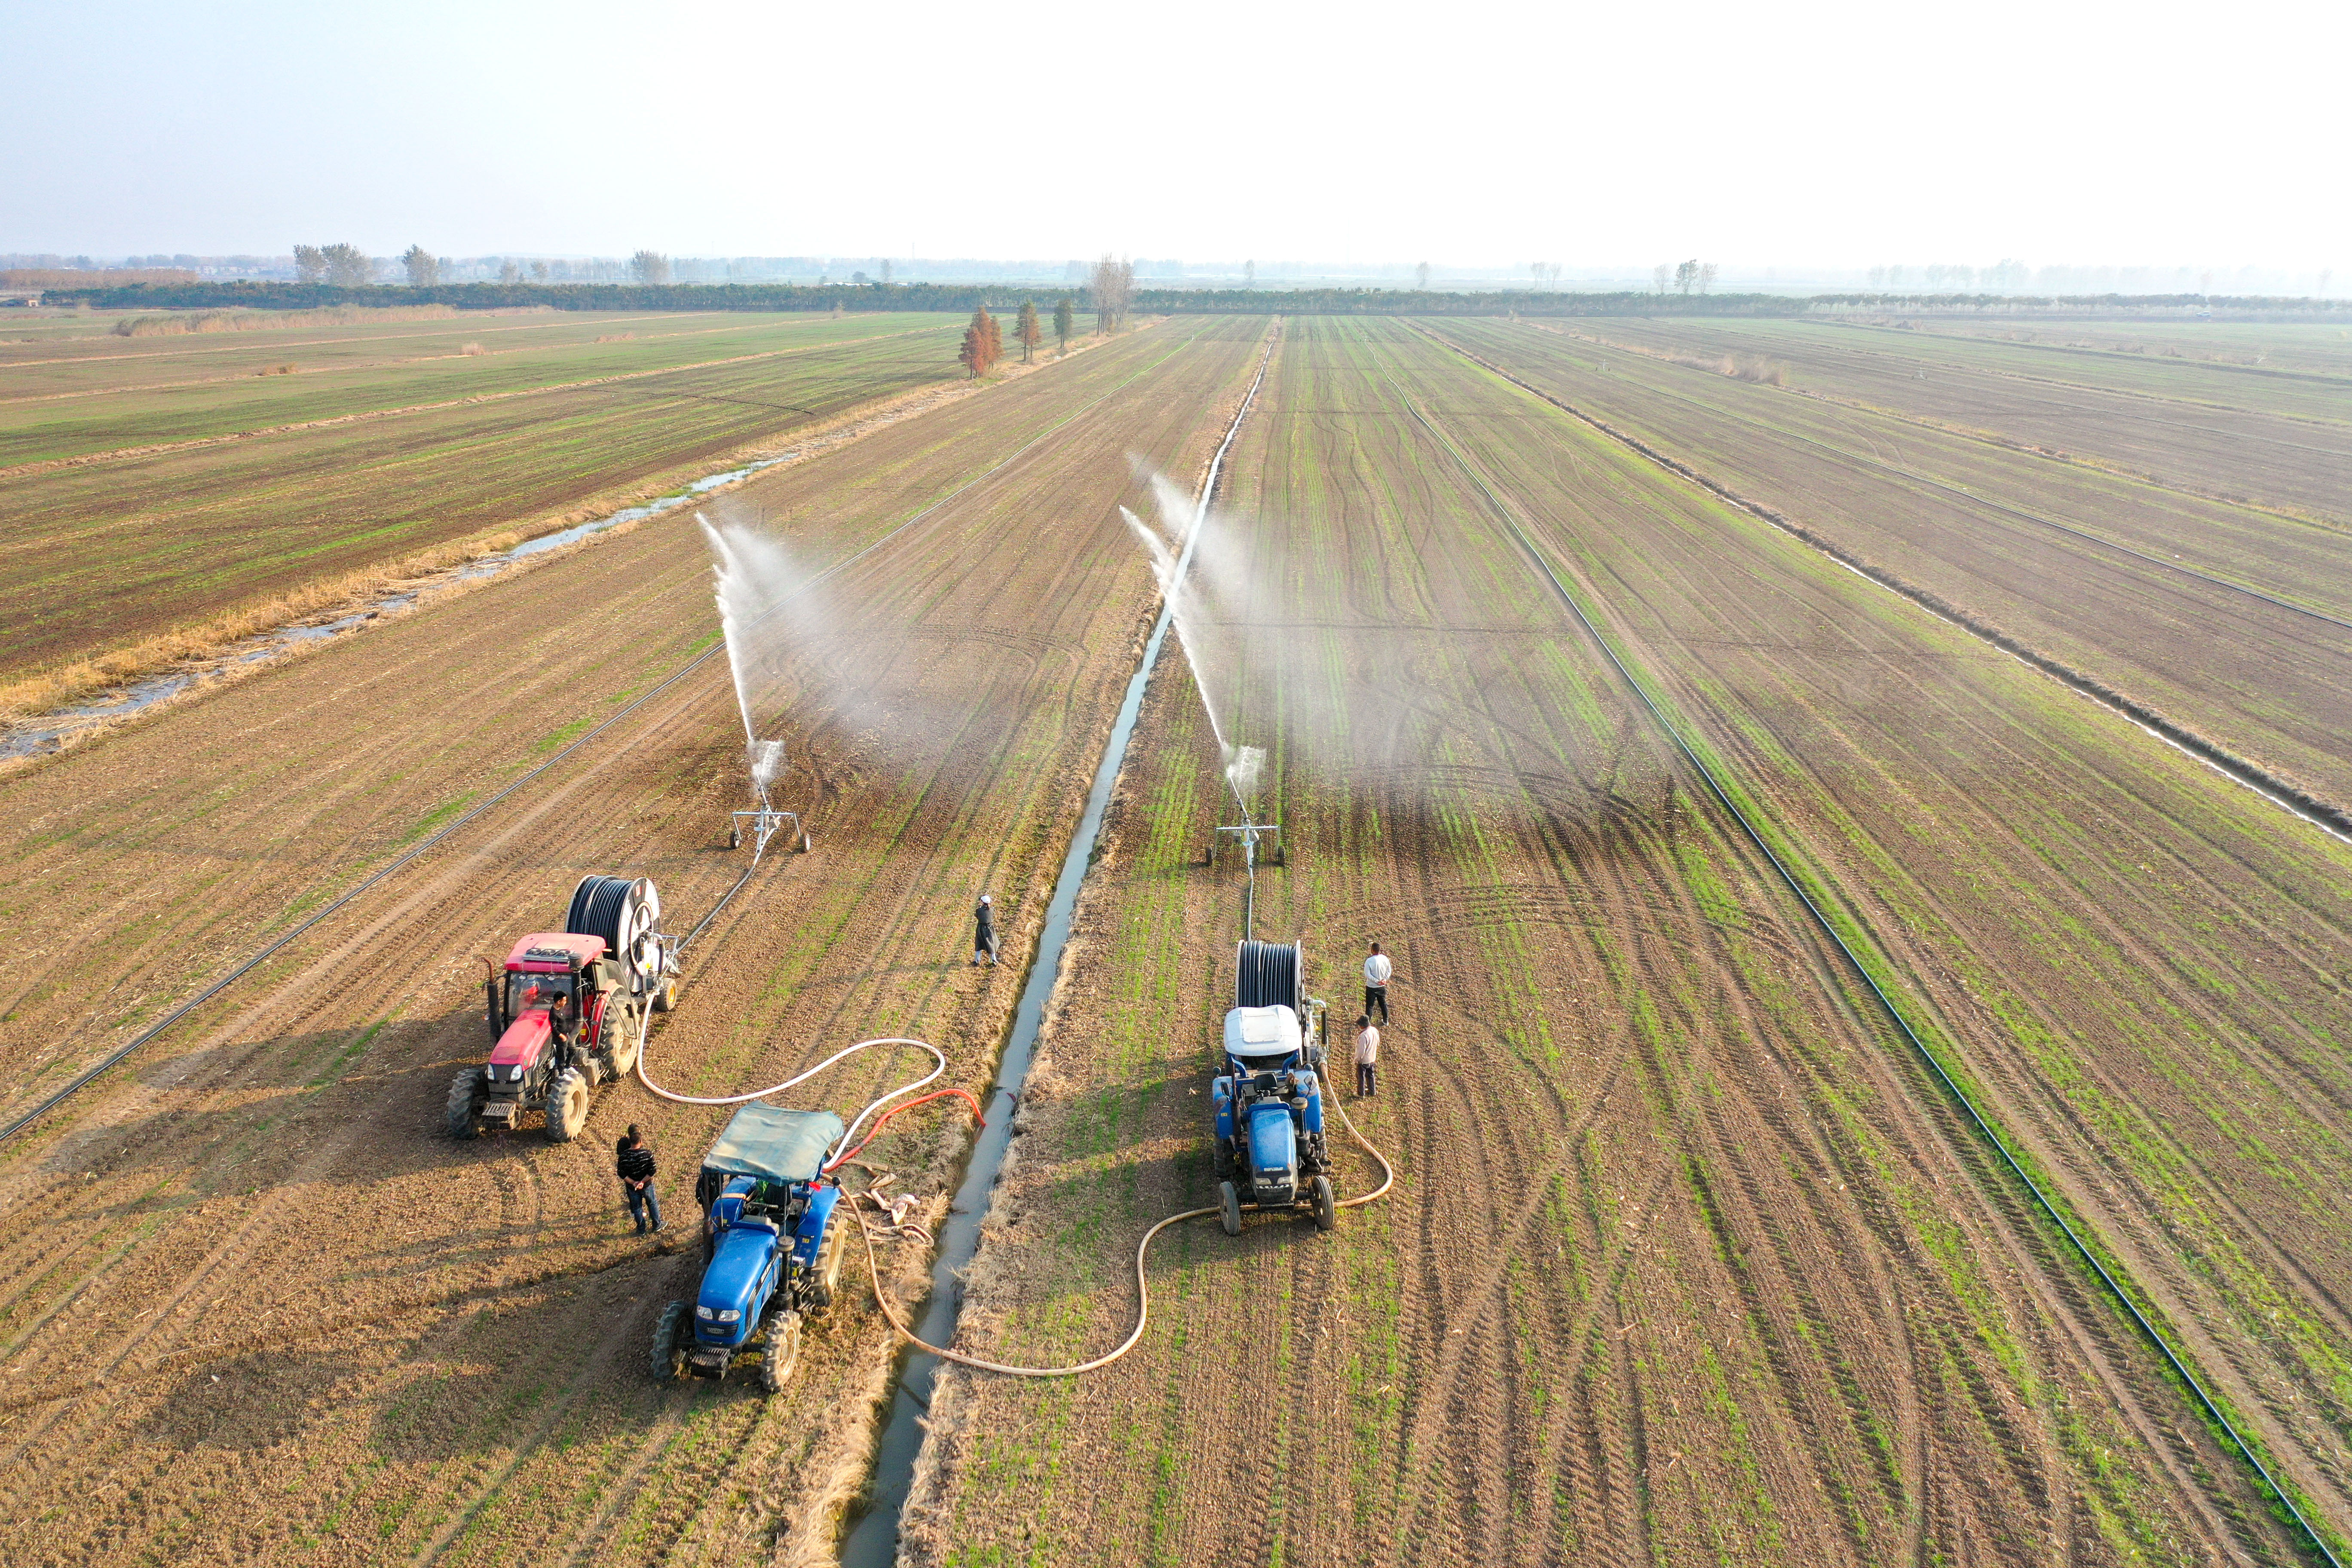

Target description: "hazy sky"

left=7, top=0, right=2344, bottom=270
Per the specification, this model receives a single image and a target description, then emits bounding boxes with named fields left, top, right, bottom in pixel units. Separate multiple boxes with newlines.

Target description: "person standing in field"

left=1363, top=940, right=1393, bottom=1023
left=617, top=1125, right=662, bottom=1234
left=972, top=893, right=999, bottom=967
left=1353, top=1014, right=1379, bottom=1097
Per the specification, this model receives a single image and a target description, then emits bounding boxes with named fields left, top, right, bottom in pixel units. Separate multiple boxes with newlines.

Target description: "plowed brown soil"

left=0, top=316, right=1270, bottom=1565
left=905, top=320, right=2310, bottom=1564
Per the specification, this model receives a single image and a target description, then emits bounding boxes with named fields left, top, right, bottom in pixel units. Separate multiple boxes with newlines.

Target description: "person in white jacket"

left=1362, top=941, right=1393, bottom=1023
left=1353, top=1014, right=1380, bottom=1097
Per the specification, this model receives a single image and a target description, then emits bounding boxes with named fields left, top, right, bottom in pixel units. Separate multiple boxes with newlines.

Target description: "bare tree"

left=1243, top=259, right=1256, bottom=290
left=880, top=258, right=894, bottom=285
left=1531, top=261, right=1546, bottom=291
left=1653, top=263, right=1671, bottom=296
left=1548, top=262, right=1563, bottom=288
left=498, top=259, right=520, bottom=284
left=1674, top=259, right=1698, bottom=295
left=401, top=245, right=439, bottom=287
left=1698, top=261, right=1718, bottom=295
left=1090, top=254, right=1135, bottom=333
left=630, top=250, right=671, bottom=285
left=1415, top=260, right=1431, bottom=291
left=322, top=243, right=372, bottom=287
left=293, top=245, right=327, bottom=284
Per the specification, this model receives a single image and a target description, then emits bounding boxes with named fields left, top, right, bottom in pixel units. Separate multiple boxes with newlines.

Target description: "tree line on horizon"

left=40, top=276, right=2346, bottom=318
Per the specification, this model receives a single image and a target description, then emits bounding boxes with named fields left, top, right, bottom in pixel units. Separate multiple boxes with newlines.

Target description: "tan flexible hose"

left=856, top=1089, right=1395, bottom=1377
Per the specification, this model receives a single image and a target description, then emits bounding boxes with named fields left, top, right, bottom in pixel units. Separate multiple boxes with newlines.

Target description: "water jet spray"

left=701, top=513, right=813, bottom=855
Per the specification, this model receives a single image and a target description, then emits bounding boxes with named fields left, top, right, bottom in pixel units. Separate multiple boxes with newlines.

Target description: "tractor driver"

left=546, top=983, right=578, bottom=1053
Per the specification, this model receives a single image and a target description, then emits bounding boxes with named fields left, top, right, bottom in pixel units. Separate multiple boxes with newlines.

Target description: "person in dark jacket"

left=972, top=893, right=999, bottom=967
left=617, top=1125, right=662, bottom=1234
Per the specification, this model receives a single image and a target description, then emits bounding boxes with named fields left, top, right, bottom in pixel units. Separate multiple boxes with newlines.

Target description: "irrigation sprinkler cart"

left=1207, top=821, right=1283, bottom=868
left=1210, top=940, right=1337, bottom=1234
left=447, top=874, right=677, bottom=1142
left=652, top=1102, right=851, bottom=1392
left=729, top=802, right=809, bottom=855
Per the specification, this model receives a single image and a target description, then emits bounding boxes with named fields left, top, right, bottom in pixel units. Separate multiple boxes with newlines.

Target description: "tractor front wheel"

left=760, top=1311, right=803, bottom=1393
left=445, top=1068, right=487, bottom=1140
left=544, top=1069, right=589, bottom=1142
left=1219, top=1180, right=1242, bottom=1237
left=651, top=1300, right=690, bottom=1383
left=1310, top=1176, right=1336, bottom=1232
left=809, top=1219, right=847, bottom=1314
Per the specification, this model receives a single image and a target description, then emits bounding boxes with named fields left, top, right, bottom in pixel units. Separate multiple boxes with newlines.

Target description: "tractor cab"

left=655, top=1103, right=851, bottom=1391
left=1211, top=941, right=1338, bottom=1234
left=473, top=934, right=608, bottom=1131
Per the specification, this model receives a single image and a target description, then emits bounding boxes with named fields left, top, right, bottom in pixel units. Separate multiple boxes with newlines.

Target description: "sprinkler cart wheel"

left=799, top=830, right=813, bottom=854
left=729, top=825, right=741, bottom=850
left=652, top=976, right=680, bottom=1014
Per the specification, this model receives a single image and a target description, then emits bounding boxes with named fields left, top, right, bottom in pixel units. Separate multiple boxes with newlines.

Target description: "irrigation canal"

left=839, top=328, right=1274, bottom=1564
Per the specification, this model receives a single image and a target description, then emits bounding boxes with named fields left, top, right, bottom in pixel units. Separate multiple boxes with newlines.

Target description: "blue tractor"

left=1211, top=940, right=1338, bottom=1234
left=650, top=1102, right=852, bottom=1393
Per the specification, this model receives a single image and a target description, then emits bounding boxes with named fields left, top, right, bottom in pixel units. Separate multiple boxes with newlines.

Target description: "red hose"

left=824, top=1087, right=984, bottom=1171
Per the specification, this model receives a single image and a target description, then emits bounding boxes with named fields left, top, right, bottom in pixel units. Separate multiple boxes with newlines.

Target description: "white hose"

left=855, top=1087, right=1396, bottom=1377
left=633, top=1015, right=946, bottom=1166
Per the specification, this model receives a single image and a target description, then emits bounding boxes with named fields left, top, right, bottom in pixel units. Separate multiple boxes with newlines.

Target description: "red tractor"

left=447, top=875, right=677, bottom=1142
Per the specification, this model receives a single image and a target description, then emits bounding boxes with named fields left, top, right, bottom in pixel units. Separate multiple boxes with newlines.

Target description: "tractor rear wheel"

left=809, top=1218, right=847, bottom=1314
left=1212, top=1139, right=1235, bottom=1180
left=1310, top=1176, right=1336, bottom=1232
left=543, top=1069, right=589, bottom=1142
left=760, top=1311, right=803, bottom=1393
left=651, top=1300, right=690, bottom=1383
left=445, top=1068, right=487, bottom=1140
left=1219, top=1180, right=1242, bottom=1237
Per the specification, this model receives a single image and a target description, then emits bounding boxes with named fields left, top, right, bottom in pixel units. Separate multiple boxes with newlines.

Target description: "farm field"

left=1428, top=317, right=2352, bottom=811
left=1884, top=318, right=2352, bottom=381
left=1551, top=315, right=2352, bottom=524
left=0, top=315, right=1269, bottom=1565
left=907, top=318, right=2331, bottom=1563
left=0, top=309, right=971, bottom=695
left=0, top=310, right=963, bottom=461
